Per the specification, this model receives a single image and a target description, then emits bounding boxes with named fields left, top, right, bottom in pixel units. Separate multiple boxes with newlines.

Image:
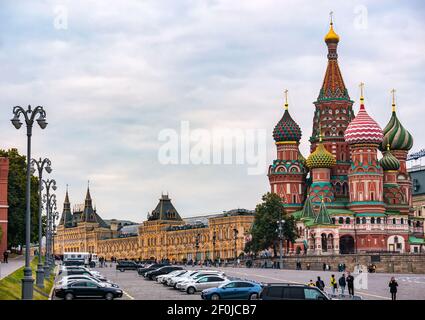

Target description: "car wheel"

left=249, top=293, right=258, bottom=300
left=211, top=293, right=220, bottom=300
left=187, top=287, right=196, bottom=295
left=105, top=293, right=114, bottom=301
left=65, top=293, right=74, bottom=300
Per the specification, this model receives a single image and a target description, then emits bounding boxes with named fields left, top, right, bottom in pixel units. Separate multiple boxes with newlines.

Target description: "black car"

left=55, top=280, right=123, bottom=300
left=137, top=263, right=168, bottom=276
left=63, top=260, right=85, bottom=266
left=260, top=283, right=329, bottom=300
left=116, top=261, right=140, bottom=272
left=144, top=266, right=184, bottom=280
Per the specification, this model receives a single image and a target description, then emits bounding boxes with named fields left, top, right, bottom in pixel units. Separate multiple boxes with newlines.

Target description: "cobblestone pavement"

left=59, top=265, right=425, bottom=300
left=210, top=267, right=425, bottom=300
left=93, top=266, right=200, bottom=300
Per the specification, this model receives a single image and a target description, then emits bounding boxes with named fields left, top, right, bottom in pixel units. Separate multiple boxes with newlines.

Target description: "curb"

left=48, top=265, right=59, bottom=300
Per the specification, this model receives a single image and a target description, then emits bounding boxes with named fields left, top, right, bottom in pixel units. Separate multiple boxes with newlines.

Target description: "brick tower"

left=0, top=157, right=9, bottom=257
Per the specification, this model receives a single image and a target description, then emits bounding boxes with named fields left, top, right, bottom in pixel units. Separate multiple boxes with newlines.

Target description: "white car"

left=175, top=271, right=225, bottom=290
left=157, top=270, right=186, bottom=284
left=57, top=275, right=119, bottom=288
left=167, top=270, right=198, bottom=287
left=182, top=275, right=230, bottom=294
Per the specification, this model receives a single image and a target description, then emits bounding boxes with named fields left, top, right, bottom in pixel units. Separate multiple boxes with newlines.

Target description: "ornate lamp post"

left=31, top=158, right=52, bottom=288
left=51, top=212, right=59, bottom=264
left=10, top=105, right=47, bottom=300
left=212, top=231, right=216, bottom=264
left=233, top=228, right=239, bottom=265
left=42, top=179, right=56, bottom=278
left=195, top=233, right=201, bottom=265
left=276, top=218, right=285, bottom=269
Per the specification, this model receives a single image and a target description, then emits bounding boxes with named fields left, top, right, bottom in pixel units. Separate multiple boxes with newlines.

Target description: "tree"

left=0, top=148, right=41, bottom=249
left=245, top=192, right=298, bottom=256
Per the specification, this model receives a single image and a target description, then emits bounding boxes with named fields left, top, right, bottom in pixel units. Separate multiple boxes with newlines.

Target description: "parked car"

left=201, top=281, right=262, bottom=300
left=259, top=283, right=330, bottom=300
left=182, top=275, right=230, bottom=294
left=167, top=270, right=198, bottom=287
left=116, top=260, right=141, bottom=272
left=137, top=263, right=168, bottom=276
left=54, top=280, right=123, bottom=300
left=57, top=275, right=120, bottom=288
left=157, top=270, right=187, bottom=284
left=59, top=268, right=107, bottom=281
left=63, top=259, right=85, bottom=266
left=145, top=266, right=184, bottom=280
left=175, top=271, right=225, bottom=290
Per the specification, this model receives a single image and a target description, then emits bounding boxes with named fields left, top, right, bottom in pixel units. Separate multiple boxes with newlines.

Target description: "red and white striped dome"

left=344, top=102, right=383, bottom=145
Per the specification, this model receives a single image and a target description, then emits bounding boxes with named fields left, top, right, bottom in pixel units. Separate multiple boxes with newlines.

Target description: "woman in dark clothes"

left=389, top=277, right=398, bottom=300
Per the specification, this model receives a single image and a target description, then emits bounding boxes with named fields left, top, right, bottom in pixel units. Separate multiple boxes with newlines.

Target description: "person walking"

left=3, top=250, right=8, bottom=263
left=389, top=277, right=398, bottom=300
left=330, top=274, right=338, bottom=295
left=338, top=274, right=346, bottom=296
left=322, top=263, right=326, bottom=271
left=316, top=276, right=325, bottom=291
left=346, top=272, right=355, bottom=298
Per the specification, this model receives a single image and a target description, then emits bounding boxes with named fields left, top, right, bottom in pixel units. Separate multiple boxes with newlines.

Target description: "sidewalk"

left=0, top=255, right=26, bottom=280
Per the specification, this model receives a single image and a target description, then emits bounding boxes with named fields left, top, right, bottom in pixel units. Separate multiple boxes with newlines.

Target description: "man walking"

left=338, top=273, right=346, bottom=296
left=316, top=276, right=325, bottom=291
left=389, top=277, right=398, bottom=300
left=346, top=272, right=355, bottom=298
left=330, top=274, right=338, bottom=295
left=3, top=250, right=8, bottom=263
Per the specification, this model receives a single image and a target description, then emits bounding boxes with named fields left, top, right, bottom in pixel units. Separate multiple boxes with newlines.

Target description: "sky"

left=0, top=0, right=424, bottom=223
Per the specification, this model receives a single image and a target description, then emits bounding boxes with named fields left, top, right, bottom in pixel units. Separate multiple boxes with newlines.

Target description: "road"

left=91, top=265, right=425, bottom=300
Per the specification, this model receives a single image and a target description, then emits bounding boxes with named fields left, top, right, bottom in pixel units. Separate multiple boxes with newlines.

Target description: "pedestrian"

left=342, top=263, right=346, bottom=272
left=346, top=272, right=355, bottom=298
left=3, top=250, right=8, bottom=263
left=316, top=276, right=325, bottom=291
left=306, top=263, right=310, bottom=270
left=322, top=263, right=326, bottom=271
left=330, top=274, right=338, bottom=295
left=338, top=273, right=346, bottom=296
left=389, top=277, right=398, bottom=300
left=307, top=279, right=315, bottom=287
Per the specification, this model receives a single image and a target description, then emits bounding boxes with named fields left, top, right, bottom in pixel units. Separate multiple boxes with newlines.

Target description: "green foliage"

left=245, top=192, right=298, bottom=255
left=0, top=149, right=41, bottom=248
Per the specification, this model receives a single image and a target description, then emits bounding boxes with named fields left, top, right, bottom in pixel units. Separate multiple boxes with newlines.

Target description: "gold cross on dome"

left=284, top=89, right=289, bottom=110
left=330, top=11, right=334, bottom=25
left=391, top=88, right=396, bottom=112
left=359, top=82, right=365, bottom=100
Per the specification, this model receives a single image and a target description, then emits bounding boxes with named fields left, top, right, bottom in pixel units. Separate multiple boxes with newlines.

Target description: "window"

left=371, top=217, right=375, bottom=224
left=345, top=217, right=350, bottom=224
left=224, top=282, right=237, bottom=288
left=70, top=281, right=86, bottom=288
left=393, top=218, right=396, bottom=224
left=266, top=287, right=283, bottom=298
left=377, top=218, right=381, bottom=224
left=362, top=217, right=366, bottom=224
left=356, top=218, right=360, bottom=224
left=86, top=281, right=98, bottom=288
left=401, top=218, right=404, bottom=225
left=304, top=288, right=326, bottom=300
left=338, top=217, right=344, bottom=224
left=209, top=277, right=224, bottom=282
left=283, top=287, right=305, bottom=300
left=237, top=282, right=254, bottom=288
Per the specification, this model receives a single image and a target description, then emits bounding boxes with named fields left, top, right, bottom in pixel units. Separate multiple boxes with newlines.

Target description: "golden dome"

left=324, top=22, right=340, bottom=43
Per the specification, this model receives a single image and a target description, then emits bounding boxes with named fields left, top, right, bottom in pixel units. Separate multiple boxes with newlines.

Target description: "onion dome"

left=273, top=90, right=302, bottom=143
left=380, top=145, right=400, bottom=171
left=380, top=90, right=413, bottom=151
left=324, top=14, right=340, bottom=43
left=344, top=84, right=383, bottom=145
left=306, top=134, right=336, bottom=169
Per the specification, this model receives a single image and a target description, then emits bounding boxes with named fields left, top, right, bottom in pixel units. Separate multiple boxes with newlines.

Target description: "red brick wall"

left=0, top=157, right=9, bottom=256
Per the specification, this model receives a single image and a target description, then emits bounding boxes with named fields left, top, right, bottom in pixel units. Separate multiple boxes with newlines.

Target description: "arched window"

left=371, top=217, right=375, bottom=224
left=401, top=218, right=404, bottom=225
left=393, top=218, right=396, bottom=224
left=377, top=218, right=381, bottom=224
left=356, top=217, right=360, bottom=224
left=345, top=217, right=350, bottom=224
left=331, top=218, right=336, bottom=224
left=362, top=217, right=367, bottom=224
left=338, top=217, right=344, bottom=224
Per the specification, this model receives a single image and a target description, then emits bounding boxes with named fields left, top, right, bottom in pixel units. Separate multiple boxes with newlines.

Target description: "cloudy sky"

left=0, top=0, right=424, bottom=223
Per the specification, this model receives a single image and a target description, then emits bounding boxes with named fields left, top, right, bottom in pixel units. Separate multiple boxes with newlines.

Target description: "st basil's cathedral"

left=268, top=18, right=420, bottom=255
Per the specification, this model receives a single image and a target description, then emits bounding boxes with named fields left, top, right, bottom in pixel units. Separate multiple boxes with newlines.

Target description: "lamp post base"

left=35, top=264, right=45, bottom=288
left=43, top=264, right=50, bottom=279
left=21, top=268, right=34, bottom=300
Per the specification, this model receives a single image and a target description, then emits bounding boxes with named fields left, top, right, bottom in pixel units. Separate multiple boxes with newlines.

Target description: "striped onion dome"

left=344, top=101, right=383, bottom=145
left=273, top=109, right=302, bottom=143
left=306, top=140, right=336, bottom=169
left=380, top=147, right=400, bottom=171
left=380, top=110, right=413, bottom=151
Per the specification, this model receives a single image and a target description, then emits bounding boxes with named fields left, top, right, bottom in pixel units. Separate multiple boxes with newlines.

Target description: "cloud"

left=0, top=0, right=423, bottom=222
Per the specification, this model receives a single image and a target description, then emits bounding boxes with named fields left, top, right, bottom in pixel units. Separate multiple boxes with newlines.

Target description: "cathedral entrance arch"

left=339, top=235, right=355, bottom=254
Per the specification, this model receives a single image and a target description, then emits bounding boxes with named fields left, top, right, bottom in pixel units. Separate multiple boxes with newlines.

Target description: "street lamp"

left=233, top=228, right=239, bottom=266
left=212, top=231, right=216, bottom=264
left=276, top=218, right=285, bottom=269
left=31, top=158, right=52, bottom=288
left=51, top=212, right=59, bottom=264
left=10, top=105, right=47, bottom=300
left=41, top=179, right=57, bottom=278
left=195, top=233, right=200, bottom=265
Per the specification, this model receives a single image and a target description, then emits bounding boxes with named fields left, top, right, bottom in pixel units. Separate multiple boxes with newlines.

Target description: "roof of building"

left=272, top=99, right=302, bottom=143
left=148, top=194, right=183, bottom=221
left=306, top=138, right=336, bottom=169
left=313, top=200, right=332, bottom=225
left=380, top=146, right=400, bottom=171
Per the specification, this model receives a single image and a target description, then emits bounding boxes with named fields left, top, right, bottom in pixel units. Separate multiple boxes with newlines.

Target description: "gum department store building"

left=54, top=19, right=425, bottom=260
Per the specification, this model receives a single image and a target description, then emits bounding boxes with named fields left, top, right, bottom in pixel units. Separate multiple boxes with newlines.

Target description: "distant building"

left=409, top=165, right=425, bottom=252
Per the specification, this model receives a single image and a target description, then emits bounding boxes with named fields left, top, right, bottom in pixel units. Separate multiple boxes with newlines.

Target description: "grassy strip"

left=0, top=257, right=56, bottom=300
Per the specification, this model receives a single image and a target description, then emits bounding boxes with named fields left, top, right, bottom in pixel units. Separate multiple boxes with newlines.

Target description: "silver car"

left=182, top=275, right=230, bottom=294
left=175, top=272, right=225, bottom=290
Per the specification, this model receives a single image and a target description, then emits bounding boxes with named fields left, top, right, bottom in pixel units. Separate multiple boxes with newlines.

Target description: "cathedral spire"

left=84, top=180, right=95, bottom=222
